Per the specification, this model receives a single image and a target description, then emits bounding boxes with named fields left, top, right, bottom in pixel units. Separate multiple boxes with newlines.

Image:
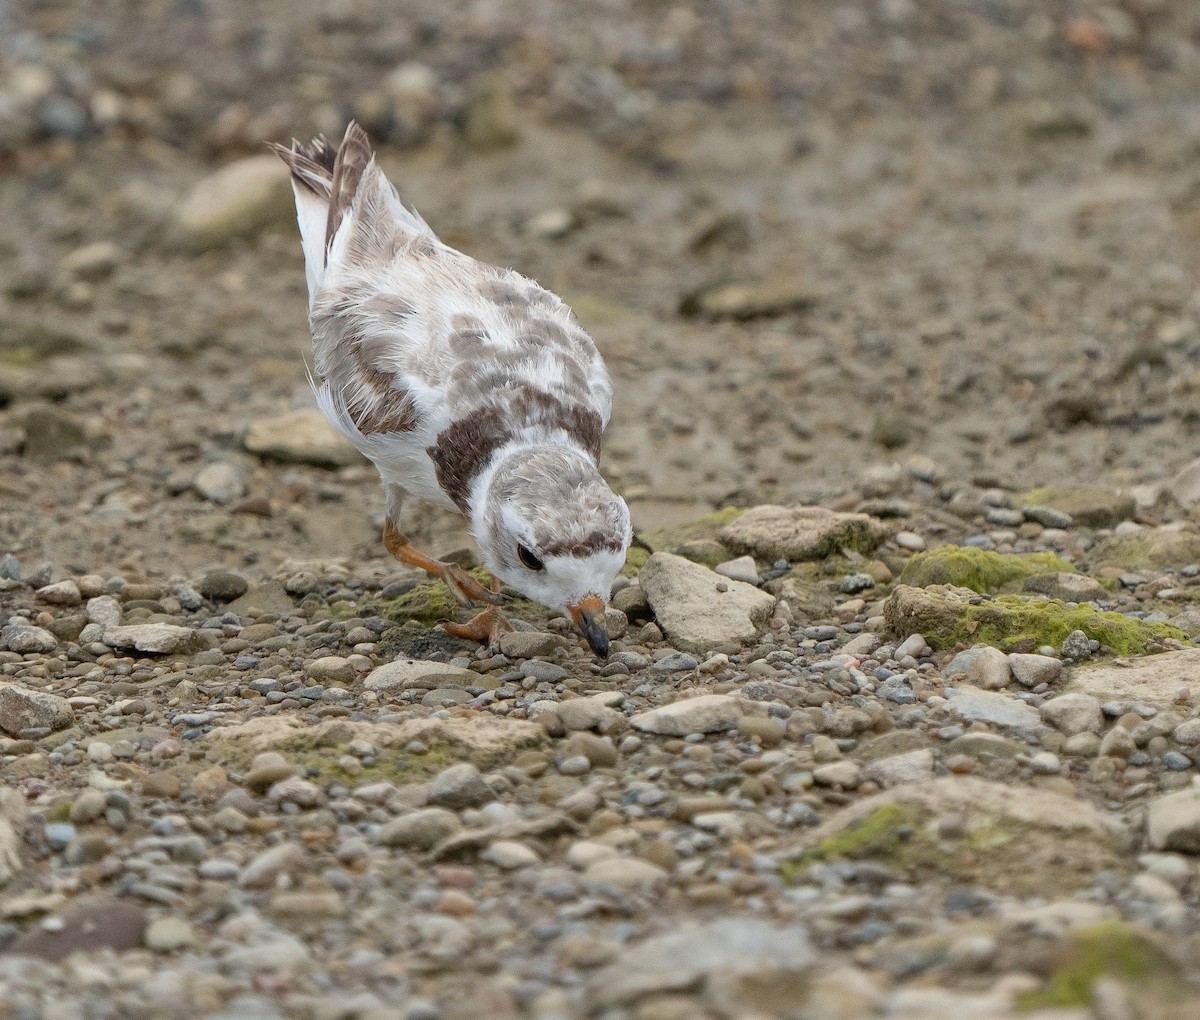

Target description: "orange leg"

left=383, top=521, right=501, bottom=606
left=442, top=576, right=512, bottom=649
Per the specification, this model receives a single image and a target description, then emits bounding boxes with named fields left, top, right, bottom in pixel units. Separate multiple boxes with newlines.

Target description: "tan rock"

left=719, top=504, right=886, bottom=561
left=244, top=409, right=363, bottom=468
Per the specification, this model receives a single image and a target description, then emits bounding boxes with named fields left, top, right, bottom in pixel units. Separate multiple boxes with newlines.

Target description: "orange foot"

left=383, top=520, right=502, bottom=606
left=442, top=604, right=513, bottom=650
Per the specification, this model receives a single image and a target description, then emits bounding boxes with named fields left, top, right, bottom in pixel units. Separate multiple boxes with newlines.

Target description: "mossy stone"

left=1090, top=530, right=1200, bottom=572
left=899, top=546, right=1074, bottom=594
left=1020, top=486, right=1136, bottom=528
left=639, top=508, right=745, bottom=566
left=885, top=584, right=1185, bottom=654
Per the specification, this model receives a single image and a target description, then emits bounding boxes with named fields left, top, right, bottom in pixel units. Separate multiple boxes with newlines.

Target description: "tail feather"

left=270, top=136, right=337, bottom=198
left=271, top=121, right=437, bottom=304
left=325, top=122, right=373, bottom=267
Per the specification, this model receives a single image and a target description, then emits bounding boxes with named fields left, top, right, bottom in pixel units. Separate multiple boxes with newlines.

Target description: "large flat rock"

left=783, top=776, right=1126, bottom=895
left=1067, top=648, right=1200, bottom=707
left=637, top=552, right=776, bottom=654
left=719, top=504, right=886, bottom=561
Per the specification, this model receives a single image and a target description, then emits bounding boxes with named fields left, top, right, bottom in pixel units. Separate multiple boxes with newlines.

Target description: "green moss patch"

left=639, top=508, right=745, bottom=566
left=622, top=545, right=650, bottom=576
left=364, top=571, right=547, bottom=628
left=885, top=584, right=1185, bottom=654
left=899, top=546, right=1073, bottom=594
left=1016, top=922, right=1182, bottom=1011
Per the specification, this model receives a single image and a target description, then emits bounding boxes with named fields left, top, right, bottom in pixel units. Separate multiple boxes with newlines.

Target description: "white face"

left=497, top=546, right=628, bottom=614
left=476, top=500, right=631, bottom=613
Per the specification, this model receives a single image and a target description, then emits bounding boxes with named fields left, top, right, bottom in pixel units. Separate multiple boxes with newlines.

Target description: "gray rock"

left=945, top=685, right=1040, bottom=729
left=19, top=404, right=104, bottom=462
left=1060, top=629, right=1094, bottom=660
left=244, top=409, right=362, bottom=468
left=1023, top=573, right=1106, bottom=603
left=813, top=761, right=861, bottom=788
left=863, top=749, right=935, bottom=788
left=198, top=571, right=249, bottom=602
left=105, top=624, right=202, bottom=656
left=521, top=660, right=569, bottom=682
left=631, top=694, right=743, bottom=736
left=58, top=241, right=120, bottom=283
left=305, top=656, right=355, bottom=683
left=1039, top=693, right=1103, bottom=736
left=638, top=553, right=776, bottom=654
left=681, top=276, right=820, bottom=321
left=85, top=594, right=122, bottom=629
left=652, top=651, right=698, bottom=672
left=2, top=625, right=58, bottom=654
left=238, top=841, right=307, bottom=890
left=1148, top=788, right=1200, bottom=853
left=581, top=857, right=668, bottom=892
left=1173, top=720, right=1200, bottom=746
left=0, top=685, right=74, bottom=736
left=944, top=646, right=989, bottom=678
left=714, top=555, right=760, bottom=584
left=497, top=631, right=566, bottom=658
left=843, top=632, right=881, bottom=656
left=35, top=580, right=81, bottom=606
left=428, top=763, right=492, bottom=809
left=587, top=919, right=813, bottom=1010
left=719, top=504, right=886, bottom=561
left=68, top=789, right=106, bottom=824
left=193, top=462, right=246, bottom=505
left=376, top=808, right=462, bottom=850
left=840, top=572, right=875, bottom=594
left=363, top=659, right=478, bottom=693
left=964, top=646, right=1011, bottom=690
left=555, top=697, right=624, bottom=733
left=1022, top=506, right=1074, bottom=529
left=1007, top=653, right=1063, bottom=687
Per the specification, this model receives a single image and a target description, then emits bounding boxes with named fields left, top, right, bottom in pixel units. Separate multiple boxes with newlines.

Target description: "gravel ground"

left=5, top=2, right=1200, bottom=1018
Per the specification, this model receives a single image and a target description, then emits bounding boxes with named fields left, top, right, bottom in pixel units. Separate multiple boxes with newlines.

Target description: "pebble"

left=428, top=764, right=493, bottom=809
left=1007, top=653, right=1063, bottom=687
left=482, top=841, right=541, bottom=869
left=631, top=694, right=743, bottom=735
left=306, top=656, right=356, bottom=683
left=144, top=916, right=196, bottom=951
left=193, top=462, right=246, bottom=505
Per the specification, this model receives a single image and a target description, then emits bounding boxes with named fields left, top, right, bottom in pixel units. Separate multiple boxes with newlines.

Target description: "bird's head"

left=470, top=446, right=631, bottom=657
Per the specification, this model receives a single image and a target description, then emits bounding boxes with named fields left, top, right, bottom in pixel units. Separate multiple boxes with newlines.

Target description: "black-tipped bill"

left=568, top=595, right=609, bottom=659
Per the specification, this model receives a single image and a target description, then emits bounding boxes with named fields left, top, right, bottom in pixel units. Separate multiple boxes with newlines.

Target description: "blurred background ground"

left=2, top=0, right=1200, bottom=580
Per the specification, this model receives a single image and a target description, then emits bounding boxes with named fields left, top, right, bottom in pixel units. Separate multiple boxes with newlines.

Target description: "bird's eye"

left=517, top=544, right=545, bottom=571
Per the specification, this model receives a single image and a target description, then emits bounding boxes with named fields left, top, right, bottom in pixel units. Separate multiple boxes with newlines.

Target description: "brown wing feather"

left=270, top=137, right=336, bottom=198
left=325, top=122, right=374, bottom=267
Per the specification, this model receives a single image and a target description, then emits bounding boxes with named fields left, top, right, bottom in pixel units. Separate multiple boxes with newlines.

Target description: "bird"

left=271, top=123, right=631, bottom=657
